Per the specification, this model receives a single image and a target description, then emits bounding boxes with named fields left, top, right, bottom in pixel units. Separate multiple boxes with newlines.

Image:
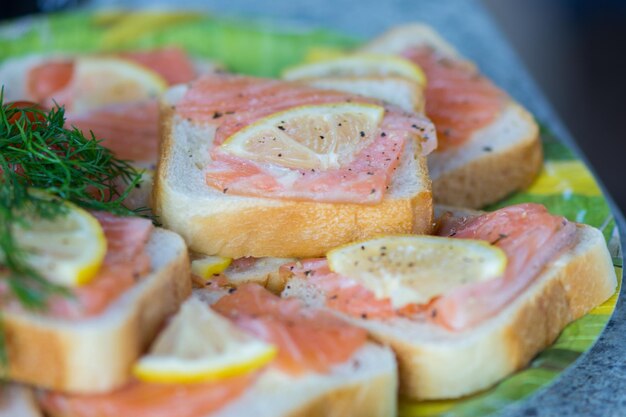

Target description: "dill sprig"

left=0, top=95, right=147, bottom=312
left=1, top=105, right=143, bottom=217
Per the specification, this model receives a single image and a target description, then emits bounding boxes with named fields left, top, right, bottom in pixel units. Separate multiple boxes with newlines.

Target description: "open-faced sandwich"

left=279, top=203, right=616, bottom=399
left=155, top=73, right=436, bottom=258
left=284, top=24, right=542, bottom=208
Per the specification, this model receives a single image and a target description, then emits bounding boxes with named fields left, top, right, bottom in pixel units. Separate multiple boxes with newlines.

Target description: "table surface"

left=84, top=0, right=625, bottom=415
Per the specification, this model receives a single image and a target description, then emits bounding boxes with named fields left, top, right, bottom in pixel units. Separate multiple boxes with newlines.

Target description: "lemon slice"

left=10, top=201, right=107, bottom=287
left=220, top=102, right=385, bottom=170
left=134, top=297, right=276, bottom=384
left=68, top=57, right=167, bottom=112
left=282, top=53, right=427, bottom=86
left=327, top=235, right=507, bottom=308
left=191, top=256, right=233, bottom=280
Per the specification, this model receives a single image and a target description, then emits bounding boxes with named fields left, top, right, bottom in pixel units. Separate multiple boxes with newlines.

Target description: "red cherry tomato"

left=6, top=101, right=47, bottom=125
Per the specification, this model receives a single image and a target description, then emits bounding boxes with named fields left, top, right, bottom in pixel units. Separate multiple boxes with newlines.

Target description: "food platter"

left=0, top=7, right=622, bottom=416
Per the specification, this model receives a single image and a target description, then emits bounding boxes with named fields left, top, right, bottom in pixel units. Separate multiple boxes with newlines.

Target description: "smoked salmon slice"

left=47, top=212, right=153, bottom=319
left=213, top=283, right=368, bottom=375
left=39, top=373, right=255, bottom=417
left=27, top=61, right=74, bottom=103
left=287, top=204, right=576, bottom=331
left=282, top=259, right=426, bottom=320
left=66, top=100, right=160, bottom=164
left=177, top=74, right=437, bottom=204
left=401, top=46, right=506, bottom=150
left=431, top=203, right=576, bottom=330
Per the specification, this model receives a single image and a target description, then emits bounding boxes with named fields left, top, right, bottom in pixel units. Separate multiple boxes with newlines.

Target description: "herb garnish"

left=0, top=94, right=147, bottom=366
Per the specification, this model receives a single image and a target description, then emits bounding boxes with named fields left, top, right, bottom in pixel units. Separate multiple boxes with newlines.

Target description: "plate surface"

left=0, top=10, right=621, bottom=417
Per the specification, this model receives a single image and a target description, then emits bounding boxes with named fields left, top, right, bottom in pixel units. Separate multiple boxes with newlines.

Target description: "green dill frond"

left=1, top=103, right=145, bottom=217
left=0, top=95, right=148, bottom=311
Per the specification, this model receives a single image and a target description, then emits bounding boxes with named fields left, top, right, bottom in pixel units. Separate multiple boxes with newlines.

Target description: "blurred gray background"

left=482, top=0, right=626, bottom=212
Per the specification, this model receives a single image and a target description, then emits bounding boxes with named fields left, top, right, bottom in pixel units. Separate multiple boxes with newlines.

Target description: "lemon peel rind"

left=133, top=344, right=277, bottom=384
left=191, top=256, right=233, bottom=280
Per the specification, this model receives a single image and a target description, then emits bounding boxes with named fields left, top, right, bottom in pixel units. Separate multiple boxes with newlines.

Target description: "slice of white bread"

left=282, top=217, right=617, bottom=399
left=0, top=384, right=42, bottom=417
left=293, top=76, right=425, bottom=114
left=154, top=84, right=433, bottom=259
left=360, top=24, right=542, bottom=208
left=2, top=228, right=191, bottom=394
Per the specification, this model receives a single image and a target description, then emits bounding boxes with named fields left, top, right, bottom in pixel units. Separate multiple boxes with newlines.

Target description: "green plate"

left=0, top=10, right=621, bottom=417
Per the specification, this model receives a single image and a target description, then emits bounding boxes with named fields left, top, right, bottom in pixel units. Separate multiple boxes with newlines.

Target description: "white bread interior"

left=0, top=384, right=42, bottom=417
left=154, top=84, right=433, bottom=259
left=363, top=24, right=461, bottom=60
left=292, top=76, right=425, bottom=113
left=282, top=223, right=617, bottom=400
left=361, top=23, right=542, bottom=208
left=214, top=343, right=397, bottom=417
left=2, top=228, right=191, bottom=394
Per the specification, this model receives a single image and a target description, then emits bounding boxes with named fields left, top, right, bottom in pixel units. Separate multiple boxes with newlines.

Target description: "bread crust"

left=154, top=100, right=433, bottom=259
left=430, top=104, right=542, bottom=208
left=283, top=366, right=396, bottom=417
left=2, top=229, right=191, bottom=394
left=180, top=190, right=431, bottom=259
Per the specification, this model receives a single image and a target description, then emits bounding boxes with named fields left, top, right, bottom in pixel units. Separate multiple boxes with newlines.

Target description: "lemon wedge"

left=133, top=297, right=277, bottom=384
left=283, top=53, right=427, bottom=87
left=11, top=201, right=107, bottom=287
left=220, top=103, right=385, bottom=170
left=68, top=57, right=167, bottom=112
left=191, top=256, right=233, bottom=280
left=327, top=235, right=507, bottom=308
